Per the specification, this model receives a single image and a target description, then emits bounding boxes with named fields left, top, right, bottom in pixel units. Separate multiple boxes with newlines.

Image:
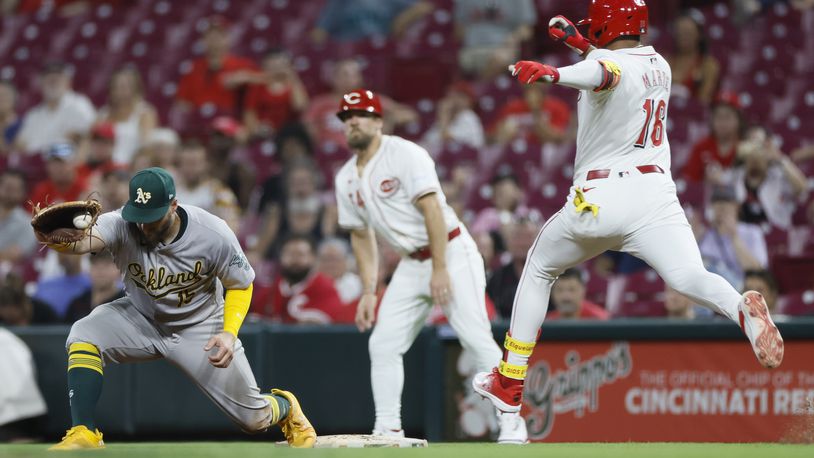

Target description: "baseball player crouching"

left=43, top=167, right=316, bottom=450
left=334, top=89, right=528, bottom=444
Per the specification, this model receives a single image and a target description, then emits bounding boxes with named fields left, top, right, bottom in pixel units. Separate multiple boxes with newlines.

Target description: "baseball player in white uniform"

left=474, top=0, right=785, bottom=413
left=334, top=89, right=528, bottom=443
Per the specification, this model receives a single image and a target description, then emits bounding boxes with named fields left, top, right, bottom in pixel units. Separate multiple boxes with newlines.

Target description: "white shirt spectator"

left=0, top=329, right=47, bottom=426
left=733, top=165, right=806, bottom=229
left=98, top=100, right=151, bottom=165
left=16, top=91, right=96, bottom=153
left=699, top=222, right=768, bottom=285
left=421, top=109, right=485, bottom=153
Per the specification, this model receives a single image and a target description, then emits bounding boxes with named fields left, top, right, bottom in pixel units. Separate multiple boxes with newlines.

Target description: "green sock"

left=267, top=395, right=291, bottom=424
left=67, top=343, right=104, bottom=430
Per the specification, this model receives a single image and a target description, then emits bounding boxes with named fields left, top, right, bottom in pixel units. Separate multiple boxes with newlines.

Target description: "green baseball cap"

left=122, top=167, right=176, bottom=223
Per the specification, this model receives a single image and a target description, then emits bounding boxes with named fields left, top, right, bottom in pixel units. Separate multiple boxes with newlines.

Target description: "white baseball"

left=508, top=64, right=516, bottom=74
left=73, top=213, right=92, bottom=229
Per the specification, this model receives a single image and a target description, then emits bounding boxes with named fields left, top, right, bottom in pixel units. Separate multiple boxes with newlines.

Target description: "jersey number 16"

left=634, top=98, right=666, bottom=148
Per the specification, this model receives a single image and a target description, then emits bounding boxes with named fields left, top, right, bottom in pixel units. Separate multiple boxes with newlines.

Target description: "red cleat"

left=473, top=368, right=524, bottom=413
left=739, top=291, right=784, bottom=369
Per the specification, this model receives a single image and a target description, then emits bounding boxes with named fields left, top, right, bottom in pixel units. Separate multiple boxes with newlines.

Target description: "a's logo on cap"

left=134, top=187, right=152, bottom=204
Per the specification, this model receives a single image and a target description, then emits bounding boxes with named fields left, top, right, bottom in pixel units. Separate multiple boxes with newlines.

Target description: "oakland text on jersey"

left=127, top=260, right=211, bottom=302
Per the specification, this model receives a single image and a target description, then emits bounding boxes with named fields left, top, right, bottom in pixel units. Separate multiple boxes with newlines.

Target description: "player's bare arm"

left=415, top=193, right=452, bottom=306
left=350, top=226, right=379, bottom=332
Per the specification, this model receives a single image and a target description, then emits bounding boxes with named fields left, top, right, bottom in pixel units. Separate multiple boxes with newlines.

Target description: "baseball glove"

left=30, top=199, right=102, bottom=245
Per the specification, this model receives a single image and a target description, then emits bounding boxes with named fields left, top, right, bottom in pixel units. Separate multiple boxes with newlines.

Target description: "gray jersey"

left=94, top=205, right=254, bottom=327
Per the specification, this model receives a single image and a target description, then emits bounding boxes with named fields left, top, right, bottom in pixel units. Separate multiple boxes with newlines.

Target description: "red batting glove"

left=511, top=61, right=560, bottom=85
left=548, top=15, right=592, bottom=55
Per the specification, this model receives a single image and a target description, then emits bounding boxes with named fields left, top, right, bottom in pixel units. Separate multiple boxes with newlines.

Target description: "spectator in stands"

left=97, top=66, right=157, bottom=165
left=0, top=80, right=21, bottom=153
left=472, top=168, right=527, bottom=238
left=97, top=167, right=130, bottom=212
left=743, top=269, right=780, bottom=314
left=174, top=141, right=241, bottom=232
left=134, top=128, right=180, bottom=174
left=243, top=49, right=309, bottom=139
left=15, top=62, right=96, bottom=154
left=0, top=327, right=48, bottom=443
left=421, top=81, right=484, bottom=154
left=733, top=125, right=808, bottom=229
left=455, top=0, right=537, bottom=79
left=666, top=11, right=720, bottom=105
left=251, top=126, right=315, bottom=260
left=64, top=251, right=124, bottom=323
left=29, top=143, right=89, bottom=208
left=208, top=117, right=255, bottom=210
left=317, top=238, right=363, bottom=304
left=264, top=235, right=353, bottom=324
left=486, top=216, right=540, bottom=319
left=303, top=58, right=418, bottom=148
left=698, top=185, right=767, bottom=287
left=664, top=286, right=696, bottom=320
left=310, top=0, right=433, bottom=43
left=174, top=16, right=257, bottom=115
left=489, top=84, right=571, bottom=146
left=547, top=268, right=609, bottom=320
left=77, top=122, right=116, bottom=189
left=269, top=161, right=337, bottom=257
left=32, top=252, right=90, bottom=320
left=0, top=170, right=38, bottom=266
left=682, top=93, right=744, bottom=183
left=0, top=273, right=57, bottom=325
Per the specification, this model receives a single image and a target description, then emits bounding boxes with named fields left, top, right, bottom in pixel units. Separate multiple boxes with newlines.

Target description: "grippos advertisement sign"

left=445, top=341, right=814, bottom=442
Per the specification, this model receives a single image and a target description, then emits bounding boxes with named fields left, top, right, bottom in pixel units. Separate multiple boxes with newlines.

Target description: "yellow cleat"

left=48, top=425, right=105, bottom=451
left=271, top=389, right=316, bottom=448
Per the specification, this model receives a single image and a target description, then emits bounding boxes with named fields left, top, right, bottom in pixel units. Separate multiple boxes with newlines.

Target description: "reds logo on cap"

left=337, top=88, right=384, bottom=120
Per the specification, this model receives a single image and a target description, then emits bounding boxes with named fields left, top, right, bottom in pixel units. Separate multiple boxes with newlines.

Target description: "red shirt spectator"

left=29, top=143, right=88, bottom=208
left=547, top=300, right=609, bottom=320
left=682, top=136, right=737, bottom=182
left=489, top=87, right=571, bottom=145
left=267, top=272, right=354, bottom=324
left=244, top=84, right=296, bottom=132
left=547, top=268, right=610, bottom=321
left=682, top=94, right=744, bottom=183
left=259, top=235, right=355, bottom=324
left=175, top=17, right=257, bottom=114
left=176, top=56, right=256, bottom=113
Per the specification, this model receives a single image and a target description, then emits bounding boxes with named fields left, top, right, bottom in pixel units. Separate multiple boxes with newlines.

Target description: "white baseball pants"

left=369, top=229, right=501, bottom=431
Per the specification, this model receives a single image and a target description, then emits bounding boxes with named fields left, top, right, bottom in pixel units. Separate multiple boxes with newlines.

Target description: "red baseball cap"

left=336, top=88, right=383, bottom=121
left=211, top=116, right=241, bottom=137
left=92, top=122, right=115, bottom=141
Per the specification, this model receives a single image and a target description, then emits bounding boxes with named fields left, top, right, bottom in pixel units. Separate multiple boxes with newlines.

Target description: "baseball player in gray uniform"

left=46, top=167, right=316, bottom=450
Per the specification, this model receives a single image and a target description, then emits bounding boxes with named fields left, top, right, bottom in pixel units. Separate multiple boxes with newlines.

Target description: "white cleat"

left=497, top=412, right=528, bottom=445
left=739, top=290, right=784, bottom=369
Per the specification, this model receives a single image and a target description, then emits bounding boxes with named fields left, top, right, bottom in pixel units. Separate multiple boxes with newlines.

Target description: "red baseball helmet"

left=577, top=0, right=649, bottom=48
left=336, top=88, right=383, bottom=120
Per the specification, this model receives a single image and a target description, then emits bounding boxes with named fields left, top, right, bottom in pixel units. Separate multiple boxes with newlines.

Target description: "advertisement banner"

left=445, top=340, right=814, bottom=442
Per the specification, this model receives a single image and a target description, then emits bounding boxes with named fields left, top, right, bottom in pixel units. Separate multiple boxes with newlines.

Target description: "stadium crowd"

left=1, top=0, right=813, bottom=329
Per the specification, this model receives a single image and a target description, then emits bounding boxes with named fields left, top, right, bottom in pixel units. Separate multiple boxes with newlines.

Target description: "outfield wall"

left=10, top=319, right=814, bottom=442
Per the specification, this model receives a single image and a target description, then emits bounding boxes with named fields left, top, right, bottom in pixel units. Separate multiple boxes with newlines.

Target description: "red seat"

left=770, top=254, right=814, bottom=293
left=779, top=289, right=814, bottom=316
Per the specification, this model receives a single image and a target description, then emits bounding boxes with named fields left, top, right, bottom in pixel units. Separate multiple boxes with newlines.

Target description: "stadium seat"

left=778, top=289, right=814, bottom=317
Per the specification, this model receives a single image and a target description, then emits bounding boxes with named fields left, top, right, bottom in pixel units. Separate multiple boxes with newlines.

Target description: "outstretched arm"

left=509, top=59, right=620, bottom=92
